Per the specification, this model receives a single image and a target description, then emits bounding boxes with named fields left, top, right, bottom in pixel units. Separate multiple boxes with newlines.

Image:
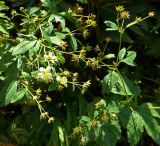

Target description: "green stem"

left=115, top=32, right=122, bottom=65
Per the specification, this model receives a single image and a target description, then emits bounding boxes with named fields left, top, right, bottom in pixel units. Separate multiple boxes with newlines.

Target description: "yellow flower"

left=115, top=5, right=125, bottom=12
left=38, top=66, right=52, bottom=83
left=135, top=17, right=142, bottom=23
left=148, top=11, right=155, bottom=17
left=48, top=117, right=54, bottom=123
left=120, top=11, right=130, bottom=19
left=105, top=36, right=112, bottom=43
left=44, top=52, right=57, bottom=63
left=56, top=75, right=68, bottom=87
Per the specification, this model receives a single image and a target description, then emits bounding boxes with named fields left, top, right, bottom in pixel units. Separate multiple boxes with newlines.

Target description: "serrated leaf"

left=0, top=25, right=8, bottom=34
left=104, top=21, right=118, bottom=31
left=70, top=36, right=78, bottom=51
left=27, top=7, right=39, bottom=15
left=41, top=0, right=53, bottom=8
left=102, top=71, right=119, bottom=94
left=127, top=111, right=144, bottom=146
left=139, top=103, right=160, bottom=118
left=41, top=0, right=61, bottom=9
left=49, top=35, right=65, bottom=45
left=5, top=81, right=18, bottom=105
left=101, top=121, right=121, bottom=146
left=118, top=48, right=126, bottom=61
left=10, top=89, right=26, bottom=103
left=103, top=71, right=141, bottom=97
left=12, top=40, right=37, bottom=55
left=112, top=75, right=141, bottom=97
left=139, top=109, right=160, bottom=144
left=106, top=100, right=120, bottom=114
left=121, top=51, right=136, bottom=66
left=119, top=106, right=131, bottom=128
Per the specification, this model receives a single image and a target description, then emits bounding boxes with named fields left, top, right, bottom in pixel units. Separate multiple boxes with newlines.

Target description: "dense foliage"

left=0, top=0, right=160, bottom=146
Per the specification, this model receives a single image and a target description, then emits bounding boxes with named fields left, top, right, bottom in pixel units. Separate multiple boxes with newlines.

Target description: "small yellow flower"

left=83, top=29, right=90, bottom=39
left=115, top=5, right=125, bottom=12
left=148, top=11, right=155, bottom=17
left=120, top=11, right=130, bottom=19
left=56, top=75, right=68, bottom=87
left=11, top=10, right=17, bottom=16
left=75, top=6, right=83, bottom=14
left=44, top=52, right=58, bottom=63
left=36, top=88, right=42, bottom=97
left=105, top=36, right=112, bottom=43
left=48, top=117, right=54, bottom=123
left=135, top=17, right=142, bottom=23
left=46, top=95, right=52, bottom=102
left=73, top=126, right=82, bottom=135
left=101, top=113, right=109, bottom=122
left=38, top=66, right=53, bottom=83
left=85, top=19, right=96, bottom=27
left=40, top=112, right=49, bottom=120
left=58, top=41, right=68, bottom=50
left=80, top=136, right=88, bottom=145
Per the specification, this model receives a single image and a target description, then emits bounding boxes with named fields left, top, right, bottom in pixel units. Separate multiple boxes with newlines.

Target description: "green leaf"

left=81, top=116, right=91, bottom=122
left=0, top=1, right=8, bottom=11
left=41, top=0, right=53, bottom=8
left=48, top=35, right=65, bottom=45
left=101, top=121, right=121, bottom=146
left=139, top=103, right=160, bottom=118
left=104, top=54, right=115, bottom=59
left=106, top=100, right=120, bottom=114
left=127, top=111, right=144, bottom=146
left=119, top=106, right=131, bottom=128
left=48, top=82, right=58, bottom=91
left=0, top=25, right=8, bottom=34
left=111, top=75, right=141, bottom=97
left=139, top=109, right=160, bottom=144
left=12, top=40, right=37, bottom=55
left=104, top=21, right=118, bottom=31
left=102, top=71, right=119, bottom=94
left=10, top=89, right=26, bottom=104
left=54, top=15, right=66, bottom=30
left=118, top=48, right=126, bottom=61
left=121, top=51, right=136, bottom=66
left=77, top=0, right=88, bottom=4
left=70, top=36, right=78, bottom=51
left=5, top=81, right=18, bottom=105
left=41, top=0, right=61, bottom=9
left=103, top=71, right=141, bottom=97
left=56, top=52, right=65, bottom=64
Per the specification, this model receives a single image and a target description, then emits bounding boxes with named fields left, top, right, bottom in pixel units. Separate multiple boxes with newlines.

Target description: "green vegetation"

left=0, top=0, right=160, bottom=146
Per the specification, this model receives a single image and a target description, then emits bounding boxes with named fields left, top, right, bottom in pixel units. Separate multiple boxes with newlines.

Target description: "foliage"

left=0, top=0, right=160, bottom=146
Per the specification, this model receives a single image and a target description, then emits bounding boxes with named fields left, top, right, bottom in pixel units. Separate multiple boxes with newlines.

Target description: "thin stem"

left=116, top=32, right=122, bottom=64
